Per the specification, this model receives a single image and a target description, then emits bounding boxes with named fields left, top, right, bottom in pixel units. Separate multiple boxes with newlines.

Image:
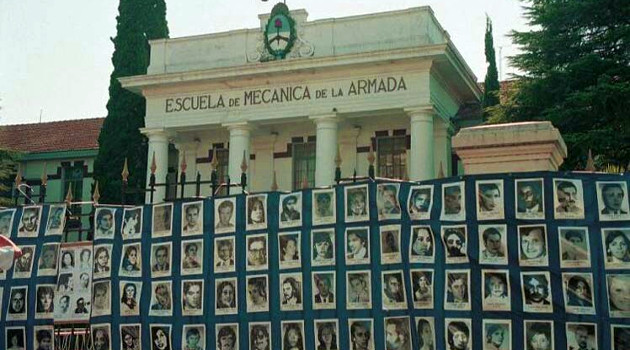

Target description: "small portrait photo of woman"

left=415, top=317, right=435, bottom=350
left=120, top=243, right=142, bottom=277
left=524, top=321, right=553, bottom=350
left=602, top=229, right=630, bottom=269
left=120, top=281, right=141, bottom=316
left=476, top=180, right=504, bottom=221
left=246, top=194, right=267, bottom=231
left=483, top=320, right=511, bottom=350
left=410, top=226, right=434, bottom=263
left=314, top=320, right=339, bottom=350
left=35, top=284, right=55, bottom=318
left=279, top=232, right=300, bottom=270
left=282, top=321, right=305, bottom=350
left=215, top=278, right=238, bottom=315
left=152, top=203, right=173, bottom=238
left=150, top=325, right=171, bottom=350
left=411, top=269, right=433, bottom=309
left=122, top=206, right=143, bottom=240
left=60, top=249, right=75, bottom=271
left=312, top=229, right=335, bottom=266
left=120, top=324, right=141, bottom=350
left=408, top=185, right=433, bottom=221
left=345, top=184, right=369, bottom=223
left=93, top=245, right=112, bottom=279
left=562, top=273, right=595, bottom=315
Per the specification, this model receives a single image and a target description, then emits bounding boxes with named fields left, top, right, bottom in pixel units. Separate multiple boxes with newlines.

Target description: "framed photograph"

left=476, top=179, right=504, bottom=220
left=17, top=205, right=42, bottom=237
left=441, top=181, right=466, bottom=221
left=518, top=225, right=549, bottom=267
left=345, top=184, right=369, bottom=223
left=521, top=272, right=553, bottom=313
left=182, top=325, right=205, bottom=350
left=563, top=273, right=595, bottom=314
left=215, top=277, right=238, bottom=315
left=380, top=225, right=402, bottom=264
left=278, top=232, right=300, bottom=269
left=348, top=319, right=374, bottom=350
left=150, top=325, right=171, bottom=350
left=314, top=320, right=339, bottom=350
left=216, top=324, right=238, bottom=350
left=122, top=206, right=143, bottom=240
left=312, top=229, right=335, bottom=266
left=312, top=188, right=336, bottom=226
left=377, top=183, right=401, bottom=220
left=249, top=322, right=271, bottom=350
left=524, top=321, right=554, bottom=350
left=482, top=319, right=511, bottom=350
left=313, top=271, right=335, bottom=310
left=120, top=243, right=142, bottom=277
left=45, top=204, right=66, bottom=235
left=384, top=316, right=411, bottom=350
left=442, top=225, right=468, bottom=263
left=281, top=321, right=304, bottom=350
left=181, top=239, right=203, bottom=275
left=120, top=281, right=142, bottom=316
left=347, top=270, right=372, bottom=309
left=607, top=274, right=630, bottom=318
left=445, top=270, right=471, bottom=311
left=214, top=197, right=236, bottom=234
left=55, top=293, right=71, bottom=319
left=553, top=178, right=585, bottom=219
left=345, top=227, right=370, bottom=265
left=409, top=225, right=435, bottom=263
left=479, top=224, right=508, bottom=265
left=482, top=269, right=511, bottom=311
left=566, top=323, right=597, bottom=350
left=280, top=272, right=303, bottom=311
left=181, top=279, right=203, bottom=316
left=92, top=244, right=112, bottom=279
left=612, top=324, right=630, bottom=350
left=382, top=270, right=407, bottom=310
left=120, top=324, right=141, bottom=350
left=410, top=269, right=433, bottom=309
left=279, top=192, right=302, bottom=228
left=246, top=194, right=268, bottom=231
left=35, top=284, right=55, bottom=319
left=5, top=327, right=26, bottom=350
left=182, top=201, right=203, bottom=236
left=214, top=236, right=235, bottom=273
left=602, top=228, right=630, bottom=269
left=246, top=275, right=269, bottom=313
left=408, top=185, right=433, bottom=220
left=94, top=207, right=116, bottom=239
left=92, top=280, right=111, bottom=317
left=92, top=324, right=112, bottom=350
left=151, top=242, right=172, bottom=278
left=152, top=203, right=173, bottom=237
left=0, top=208, right=16, bottom=236
left=149, top=281, right=172, bottom=316
left=515, top=178, right=545, bottom=220
left=34, top=325, right=55, bottom=350
left=246, top=234, right=269, bottom=271
left=596, top=181, right=630, bottom=221
left=13, top=245, right=35, bottom=278
left=445, top=319, right=472, bottom=350
left=7, top=286, right=28, bottom=320
left=559, top=227, right=591, bottom=268
left=77, top=246, right=93, bottom=271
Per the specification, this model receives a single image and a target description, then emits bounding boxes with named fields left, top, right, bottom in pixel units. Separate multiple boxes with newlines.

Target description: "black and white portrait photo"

left=182, top=325, right=205, bottom=350
left=602, top=228, right=630, bottom=269
left=281, top=321, right=305, bottom=350
left=0, top=208, right=16, bottom=236
left=566, top=323, right=597, bottom=350
left=92, top=324, right=112, bottom=350
left=278, top=232, right=300, bottom=269
left=346, top=227, right=370, bottom=265
left=559, top=227, right=591, bottom=268
left=553, top=179, right=585, bottom=219
left=151, top=242, right=172, bottom=278
left=411, top=269, right=433, bottom=309
left=482, top=320, right=511, bottom=350
left=482, top=270, right=511, bottom=311
left=312, top=188, right=336, bottom=226
left=409, top=226, right=434, bottom=263
left=524, top=321, right=553, bottom=350
left=563, top=273, right=595, bottom=314
left=377, top=183, right=401, bottom=220
left=215, top=277, right=237, bottom=315
left=442, top=225, right=468, bottom=263
left=181, top=239, right=203, bottom=275
left=216, top=324, right=238, bottom=350
left=441, top=182, right=465, bottom=221
left=38, top=243, right=59, bottom=276
left=120, top=281, right=141, bottom=316
left=596, top=181, right=630, bottom=221
left=246, top=194, right=267, bottom=231
left=214, top=197, right=236, bottom=234
left=18, top=205, right=42, bottom=237
left=312, top=229, right=335, bottom=266
left=93, top=244, right=112, bottom=279
left=519, top=225, right=549, bottom=267
left=55, top=294, right=71, bottom=319
left=515, top=178, right=545, bottom=220
left=314, top=320, right=339, bottom=350
left=445, top=270, right=471, bottom=311
left=445, top=319, right=472, bottom=350
left=92, top=281, right=110, bottom=317
left=382, top=270, right=407, bottom=310
left=214, top=236, right=235, bottom=273
left=5, top=327, right=26, bottom=350
left=607, top=274, right=630, bottom=318
left=181, top=280, right=203, bottom=316
left=34, top=325, right=55, bottom=350
left=348, top=319, right=374, bottom=350
left=152, top=203, right=173, bottom=237
left=476, top=180, right=504, bottom=220
left=122, top=206, right=143, bottom=240
left=384, top=316, right=411, bottom=350
left=280, top=273, right=303, bottom=311
left=247, top=275, right=269, bottom=313
left=150, top=325, right=172, bottom=350
left=345, top=184, right=369, bottom=222
left=249, top=323, right=271, bottom=350
left=408, top=185, right=433, bottom=220
left=13, top=245, right=35, bottom=278
left=279, top=192, right=302, bottom=228
left=347, top=270, right=372, bottom=309
left=313, top=272, right=335, bottom=310
left=182, top=201, right=203, bottom=236
left=246, top=234, right=268, bottom=271
left=94, top=207, right=116, bottom=239
left=380, top=225, right=402, bottom=264
left=7, top=286, right=27, bottom=320
left=414, top=318, right=434, bottom=350
left=479, top=225, right=508, bottom=265
left=45, top=204, right=66, bottom=235
left=521, top=272, right=553, bottom=313
left=120, top=243, right=142, bottom=277
left=120, top=324, right=141, bottom=350
left=612, top=325, right=630, bottom=350
left=149, top=281, right=172, bottom=317
left=35, top=284, right=55, bottom=319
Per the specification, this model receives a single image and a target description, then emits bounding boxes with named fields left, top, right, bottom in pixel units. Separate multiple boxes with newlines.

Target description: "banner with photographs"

left=1, top=171, right=629, bottom=350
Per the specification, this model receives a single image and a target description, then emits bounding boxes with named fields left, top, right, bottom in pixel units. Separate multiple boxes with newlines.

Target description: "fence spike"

left=240, top=150, right=248, bottom=172
left=181, top=152, right=188, bottom=174
left=367, top=145, right=375, bottom=166
left=65, top=185, right=73, bottom=205
left=302, top=174, right=309, bottom=189
left=121, top=158, right=130, bottom=182
left=335, top=146, right=342, bottom=167
left=92, top=181, right=100, bottom=204
left=585, top=149, right=595, bottom=172
left=210, top=149, right=219, bottom=171
left=271, top=171, right=278, bottom=191
left=150, top=152, right=157, bottom=175
left=437, top=161, right=445, bottom=179
left=15, top=165, right=22, bottom=186
left=40, top=162, right=48, bottom=186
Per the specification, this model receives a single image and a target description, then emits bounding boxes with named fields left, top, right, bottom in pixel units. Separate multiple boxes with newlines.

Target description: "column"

left=406, top=107, right=435, bottom=181
left=225, top=122, right=252, bottom=187
left=142, top=128, right=170, bottom=203
left=434, top=118, right=450, bottom=177
left=310, top=114, right=338, bottom=187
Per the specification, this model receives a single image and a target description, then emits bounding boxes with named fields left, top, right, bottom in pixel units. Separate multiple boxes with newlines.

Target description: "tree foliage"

left=482, top=15, right=500, bottom=112
left=488, top=0, right=630, bottom=170
left=94, top=0, right=169, bottom=204
left=0, top=149, right=18, bottom=207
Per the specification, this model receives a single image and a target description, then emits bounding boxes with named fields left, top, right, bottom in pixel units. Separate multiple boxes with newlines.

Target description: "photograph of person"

left=182, top=280, right=203, bottom=316
left=409, top=226, right=434, bottom=263
left=345, top=184, right=369, bottom=222
left=612, top=325, right=630, bottom=350
left=120, top=324, right=141, bottom=350
left=246, top=234, right=268, bottom=271
left=445, top=270, right=471, bottom=311
left=347, top=270, right=372, bottom=309
left=17, top=205, right=42, bottom=237
left=415, top=317, right=434, bottom=350
left=120, top=281, right=141, bottom=316
left=524, top=321, right=553, bottom=350
left=7, top=286, right=27, bottom=320
left=380, top=225, right=402, bottom=264
left=246, top=275, right=269, bottom=312
left=56, top=294, right=71, bottom=317
left=214, top=197, right=236, bottom=234
left=35, top=284, right=55, bottom=318
left=181, top=239, right=203, bottom=275
left=563, top=273, right=595, bottom=314
left=279, top=192, right=302, bottom=228
left=559, top=227, right=591, bottom=268
left=281, top=321, right=305, bottom=350
left=384, top=316, right=411, bottom=350
left=216, top=324, right=238, bottom=350
left=94, top=207, right=116, bottom=239
left=249, top=323, right=271, bottom=350
left=246, top=194, right=267, bottom=231
left=280, top=273, right=303, bottom=311
left=182, top=201, right=203, bottom=236
left=482, top=320, right=511, bottom=350
left=5, top=327, right=25, bottom=350
left=78, top=247, right=92, bottom=270
left=553, top=179, right=585, bottom=219
left=377, top=183, right=401, bottom=220
left=279, top=232, right=300, bottom=269
left=479, top=225, right=508, bottom=265
left=346, top=227, right=370, bottom=265
left=313, top=272, right=335, bottom=310
left=34, top=326, right=54, bottom=350
left=482, top=270, right=511, bottom=311
left=182, top=325, right=205, bottom=350
left=476, top=180, right=504, bottom=220
left=149, top=281, right=172, bottom=316
left=120, top=243, right=142, bottom=277
left=442, top=225, right=468, bottom=263
left=122, top=206, right=143, bottom=239
left=602, top=228, right=630, bottom=269
left=566, top=323, right=596, bottom=350
left=92, top=281, right=110, bottom=317
left=215, top=277, right=237, bottom=315
left=151, top=242, right=172, bottom=277
left=441, top=182, right=465, bottom=221
left=152, top=203, right=173, bottom=237
left=607, top=274, right=630, bottom=317
left=518, top=225, right=549, bottom=267
left=515, top=178, right=545, bottom=220
left=312, top=229, right=335, bottom=266
left=92, top=324, right=112, bottom=350
left=45, top=204, right=66, bottom=235
left=214, top=237, right=235, bottom=273
left=410, top=269, right=433, bottom=309
left=445, top=319, right=472, bottom=350
left=56, top=272, right=74, bottom=293
left=596, top=181, right=630, bottom=221
left=13, top=245, right=35, bottom=278
left=521, top=272, right=553, bottom=313
left=349, top=319, right=374, bottom=350
left=312, top=188, right=336, bottom=226
left=0, top=208, right=16, bottom=236
left=382, top=271, right=407, bottom=310
left=314, top=320, right=339, bottom=350
left=408, top=185, right=433, bottom=220
left=74, top=296, right=89, bottom=315
left=150, top=325, right=172, bottom=350
left=92, top=244, right=112, bottom=279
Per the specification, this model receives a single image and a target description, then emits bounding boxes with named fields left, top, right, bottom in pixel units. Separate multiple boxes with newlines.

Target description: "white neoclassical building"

left=120, top=4, right=481, bottom=202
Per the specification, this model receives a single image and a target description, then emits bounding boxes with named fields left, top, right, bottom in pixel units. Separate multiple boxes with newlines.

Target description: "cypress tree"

left=482, top=15, right=500, bottom=111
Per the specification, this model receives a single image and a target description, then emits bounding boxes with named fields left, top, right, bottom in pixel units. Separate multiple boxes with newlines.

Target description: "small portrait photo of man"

left=45, top=204, right=66, bottom=236
left=312, top=188, right=336, bottom=226
left=482, top=270, right=511, bottom=311
left=181, top=239, right=203, bottom=275
left=612, top=325, right=630, bottom=350
left=6, top=327, right=26, bottom=350
left=246, top=194, right=267, bottom=231
left=0, top=208, right=16, bottom=237
left=17, top=205, right=42, bottom=237
left=38, top=243, right=59, bottom=276
left=518, top=225, right=549, bottom=267
left=34, top=325, right=55, bottom=350
left=279, top=192, right=302, bottom=228
left=246, top=275, right=269, bottom=313
left=348, top=319, right=374, bottom=350
left=479, top=225, right=508, bottom=265
left=216, top=324, right=238, bottom=350
left=181, top=280, right=203, bottom=316
left=120, top=281, right=141, bottom=316
left=602, top=228, right=630, bottom=269
left=408, top=185, right=433, bottom=220
left=150, top=325, right=172, bottom=350
left=476, top=180, right=504, bottom=220
left=347, top=270, right=372, bottom=309
left=92, top=324, right=112, bottom=350
left=281, top=321, right=305, bottom=350
left=278, top=232, right=300, bottom=270
left=120, top=324, right=141, bottom=350
left=244, top=234, right=267, bottom=271
left=94, top=207, right=116, bottom=239
left=445, top=319, right=472, bottom=350
left=553, top=179, right=585, bottom=219
left=214, top=237, right=235, bottom=273
left=515, top=178, right=545, bottom=220
left=445, top=270, right=471, bottom=311
left=441, top=182, right=465, bottom=221
left=442, top=226, right=468, bottom=264
left=559, top=227, right=591, bottom=268
left=597, top=181, right=630, bottom=221
left=74, top=297, right=89, bottom=315
left=411, top=269, right=433, bottom=309
left=377, top=183, right=401, bottom=220
left=14, top=245, right=35, bottom=278
left=149, top=281, right=172, bottom=316
left=563, top=273, right=595, bottom=314
left=182, top=325, right=205, bottom=350
left=122, top=206, right=142, bottom=240
left=152, top=203, right=173, bottom=238
left=314, top=320, right=339, bottom=350
left=380, top=225, right=402, bottom=264
left=7, top=286, right=27, bottom=320
left=313, top=272, right=335, bottom=310
left=345, top=184, right=369, bottom=223
left=182, top=201, right=203, bottom=236
left=151, top=242, right=172, bottom=277
left=91, top=281, right=110, bottom=317
left=56, top=294, right=71, bottom=318
left=482, top=320, right=511, bottom=350
left=607, top=274, right=630, bottom=318
left=312, top=229, right=335, bottom=266
left=566, top=323, right=596, bottom=350
left=215, top=277, right=237, bottom=315
left=35, top=284, right=55, bottom=318
left=214, top=197, right=236, bottom=234
left=346, top=227, right=370, bottom=265
left=382, top=271, right=407, bottom=310
left=524, top=321, right=553, bottom=350
left=249, top=322, right=271, bottom=350
left=384, top=317, right=411, bottom=350
left=410, top=226, right=434, bottom=263
left=280, top=273, right=303, bottom=311
left=521, top=272, right=553, bottom=313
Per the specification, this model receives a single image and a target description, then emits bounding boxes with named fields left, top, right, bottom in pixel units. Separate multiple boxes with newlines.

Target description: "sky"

left=0, top=0, right=529, bottom=125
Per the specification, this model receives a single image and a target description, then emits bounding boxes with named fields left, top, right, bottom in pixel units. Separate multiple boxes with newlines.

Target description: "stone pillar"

left=310, top=114, right=338, bottom=187
left=225, top=122, right=252, bottom=187
left=434, top=118, right=450, bottom=177
left=143, top=128, right=170, bottom=203
left=406, top=107, right=435, bottom=181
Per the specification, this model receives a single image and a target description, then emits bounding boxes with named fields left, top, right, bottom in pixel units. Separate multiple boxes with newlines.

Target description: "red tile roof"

left=0, top=118, right=104, bottom=153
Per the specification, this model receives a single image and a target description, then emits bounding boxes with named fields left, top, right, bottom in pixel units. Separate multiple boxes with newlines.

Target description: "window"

left=214, top=148, right=229, bottom=195
left=292, top=142, right=316, bottom=190
left=376, top=135, right=407, bottom=179
left=61, top=163, right=84, bottom=203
